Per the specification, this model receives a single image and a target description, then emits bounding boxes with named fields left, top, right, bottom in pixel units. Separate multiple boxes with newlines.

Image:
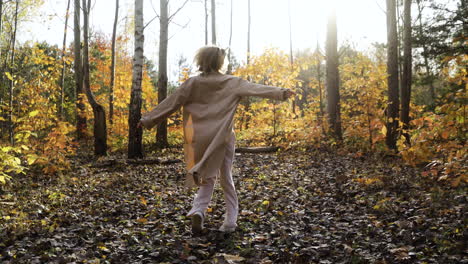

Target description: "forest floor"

left=0, top=146, right=466, bottom=264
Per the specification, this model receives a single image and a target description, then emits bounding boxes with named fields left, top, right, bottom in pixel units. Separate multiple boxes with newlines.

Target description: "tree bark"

left=74, top=0, right=87, bottom=139
left=8, top=0, right=19, bottom=145
left=156, top=0, right=169, bottom=148
left=226, top=0, right=233, bottom=74
left=128, top=0, right=144, bottom=158
left=247, top=0, right=251, bottom=65
left=325, top=9, right=342, bottom=140
left=0, top=0, right=3, bottom=136
left=400, top=0, right=412, bottom=144
left=109, top=0, right=119, bottom=125
left=211, top=0, right=216, bottom=44
left=386, top=0, right=400, bottom=150
left=59, top=0, right=71, bottom=119
left=204, top=0, right=208, bottom=45
left=82, top=0, right=107, bottom=156
left=0, top=0, right=3, bottom=60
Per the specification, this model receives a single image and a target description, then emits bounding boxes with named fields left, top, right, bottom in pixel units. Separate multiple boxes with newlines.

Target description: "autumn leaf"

left=4, top=72, right=13, bottom=81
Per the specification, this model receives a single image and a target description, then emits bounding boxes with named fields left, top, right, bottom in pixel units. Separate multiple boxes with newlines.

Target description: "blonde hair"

left=195, top=46, right=226, bottom=74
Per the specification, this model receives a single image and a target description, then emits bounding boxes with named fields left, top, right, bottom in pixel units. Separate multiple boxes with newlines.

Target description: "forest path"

left=0, top=148, right=465, bottom=263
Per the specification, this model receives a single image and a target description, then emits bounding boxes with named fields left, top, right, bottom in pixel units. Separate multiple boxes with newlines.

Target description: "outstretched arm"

left=139, top=79, right=192, bottom=129
left=235, top=77, right=295, bottom=101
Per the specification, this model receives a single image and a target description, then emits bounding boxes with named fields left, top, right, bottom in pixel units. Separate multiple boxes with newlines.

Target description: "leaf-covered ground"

left=0, top=148, right=466, bottom=263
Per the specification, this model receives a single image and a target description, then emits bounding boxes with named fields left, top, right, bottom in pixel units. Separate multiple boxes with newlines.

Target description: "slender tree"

left=0, top=0, right=3, bottom=60
left=325, top=8, right=342, bottom=140
left=226, top=0, right=233, bottom=74
left=288, top=0, right=296, bottom=114
left=8, top=0, right=19, bottom=145
left=247, top=0, right=251, bottom=64
left=315, top=43, right=325, bottom=132
left=288, top=0, right=293, bottom=66
left=74, top=0, right=87, bottom=139
left=156, top=0, right=169, bottom=147
left=204, top=0, right=208, bottom=45
left=401, top=0, right=412, bottom=144
left=82, top=0, right=107, bottom=156
left=385, top=0, right=400, bottom=150
left=211, top=0, right=216, bottom=44
left=59, top=0, right=71, bottom=118
left=415, top=0, right=435, bottom=106
left=109, top=0, right=119, bottom=125
left=128, top=0, right=144, bottom=158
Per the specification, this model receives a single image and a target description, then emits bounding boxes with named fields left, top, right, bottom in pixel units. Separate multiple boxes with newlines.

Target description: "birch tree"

left=128, top=0, right=144, bottom=158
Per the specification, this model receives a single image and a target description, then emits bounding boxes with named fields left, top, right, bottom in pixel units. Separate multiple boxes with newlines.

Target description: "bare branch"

left=144, top=14, right=160, bottom=29
left=375, top=0, right=386, bottom=14
left=168, top=0, right=189, bottom=22
left=168, top=18, right=190, bottom=41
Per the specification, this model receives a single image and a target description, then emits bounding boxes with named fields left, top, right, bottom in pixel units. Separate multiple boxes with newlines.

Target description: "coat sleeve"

left=140, top=78, right=192, bottom=129
left=234, top=77, right=288, bottom=101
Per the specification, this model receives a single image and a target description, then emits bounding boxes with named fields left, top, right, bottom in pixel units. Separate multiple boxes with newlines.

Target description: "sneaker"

left=219, top=223, right=236, bottom=233
left=191, top=212, right=204, bottom=235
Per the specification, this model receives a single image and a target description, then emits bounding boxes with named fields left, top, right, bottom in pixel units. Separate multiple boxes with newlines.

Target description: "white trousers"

left=187, top=138, right=239, bottom=226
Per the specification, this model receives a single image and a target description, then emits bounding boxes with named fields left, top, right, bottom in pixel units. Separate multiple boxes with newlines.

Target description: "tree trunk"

left=247, top=0, right=251, bottom=65
left=416, top=0, right=435, bottom=107
left=316, top=47, right=325, bottom=135
left=211, top=0, right=216, bottom=44
left=74, top=0, right=87, bottom=139
left=59, top=0, right=71, bottom=119
left=0, top=0, right=3, bottom=60
left=82, top=0, right=107, bottom=156
left=128, top=0, right=144, bottom=158
left=156, top=0, right=169, bottom=148
left=288, top=0, right=296, bottom=114
left=0, top=0, right=3, bottom=136
left=385, top=0, right=400, bottom=150
left=400, top=0, right=412, bottom=144
left=226, top=0, right=233, bottom=74
left=8, top=0, right=19, bottom=145
left=204, top=0, right=208, bottom=45
left=109, top=0, right=119, bottom=125
left=325, top=9, right=342, bottom=140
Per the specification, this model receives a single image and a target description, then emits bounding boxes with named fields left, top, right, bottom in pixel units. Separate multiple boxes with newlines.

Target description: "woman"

left=139, top=46, right=294, bottom=235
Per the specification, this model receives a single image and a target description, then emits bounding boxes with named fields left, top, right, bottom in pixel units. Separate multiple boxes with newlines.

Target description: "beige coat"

left=140, top=72, right=288, bottom=187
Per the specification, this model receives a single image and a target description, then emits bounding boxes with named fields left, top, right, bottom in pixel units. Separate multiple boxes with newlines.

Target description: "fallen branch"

left=235, top=146, right=279, bottom=153
left=126, top=158, right=182, bottom=165
left=91, top=158, right=182, bottom=168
